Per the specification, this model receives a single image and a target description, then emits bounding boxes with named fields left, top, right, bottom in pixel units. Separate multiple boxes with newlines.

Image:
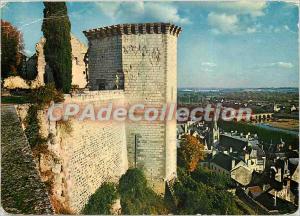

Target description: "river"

left=256, top=123, right=299, bottom=136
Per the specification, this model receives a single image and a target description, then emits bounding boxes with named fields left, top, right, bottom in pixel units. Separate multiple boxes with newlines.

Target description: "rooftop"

left=210, top=152, right=241, bottom=171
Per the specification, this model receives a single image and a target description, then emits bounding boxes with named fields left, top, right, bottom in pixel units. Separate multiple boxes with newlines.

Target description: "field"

left=269, top=119, right=299, bottom=131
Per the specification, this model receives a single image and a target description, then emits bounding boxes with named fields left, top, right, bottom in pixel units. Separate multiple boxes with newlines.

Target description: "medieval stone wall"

left=15, top=91, right=128, bottom=213
left=84, top=23, right=181, bottom=194
left=88, top=36, right=123, bottom=90
left=61, top=91, right=128, bottom=212
left=122, top=33, right=168, bottom=193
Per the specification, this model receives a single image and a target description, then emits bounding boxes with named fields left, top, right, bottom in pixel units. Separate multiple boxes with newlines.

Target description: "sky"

left=1, top=0, right=299, bottom=88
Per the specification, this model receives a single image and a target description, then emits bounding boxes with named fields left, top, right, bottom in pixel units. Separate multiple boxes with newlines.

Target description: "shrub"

left=57, top=120, right=73, bottom=135
left=29, top=84, right=64, bottom=107
left=82, top=182, right=118, bottom=215
left=174, top=168, right=241, bottom=215
left=191, top=166, right=234, bottom=190
left=24, top=105, right=47, bottom=148
left=119, top=168, right=168, bottom=215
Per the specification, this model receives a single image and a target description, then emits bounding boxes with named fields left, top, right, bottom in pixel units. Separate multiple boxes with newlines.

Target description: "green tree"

left=118, top=168, right=168, bottom=215
left=42, top=2, right=72, bottom=93
left=82, top=182, right=118, bottom=215
left=191, top=166, right=233, bottom=190
left=1, top=20, right=24, bottom=78
left=174, top=168, right=241, bottom=215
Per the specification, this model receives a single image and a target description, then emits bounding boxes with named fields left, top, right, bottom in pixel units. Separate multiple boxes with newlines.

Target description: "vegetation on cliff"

left=173, top=167, right=241, bottom=215
left=83, top=168, right=169, bottom=215
left=119, top=168, right=168, bottom=214
left=25, top=84, right=64, bottom=148
left=82, top=182, right=118, bottom=215
left=42, top=2, right=72, bottom=93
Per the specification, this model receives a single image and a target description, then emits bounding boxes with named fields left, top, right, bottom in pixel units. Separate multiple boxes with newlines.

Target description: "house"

left=244, top=144, right=266, bottom=172
left=208, top=152, right=242, bottom=176
left=219, top=133, right=248, bottom=153
left=231, top=164, right=253, bottom=186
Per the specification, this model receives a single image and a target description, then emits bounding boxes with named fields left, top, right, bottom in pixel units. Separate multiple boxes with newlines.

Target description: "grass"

left=1, top=95, right=30, bottom=104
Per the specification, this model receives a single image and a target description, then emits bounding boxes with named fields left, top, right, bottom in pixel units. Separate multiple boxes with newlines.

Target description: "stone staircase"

left=1, top=104, right=53, bottom=214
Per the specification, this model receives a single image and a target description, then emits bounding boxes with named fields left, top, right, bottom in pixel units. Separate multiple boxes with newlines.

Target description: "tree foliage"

left=29, top=83, right=64, bottom=108
left=191, top=166, right=234, bottom=190
left=118, top=168, right=168, bottom=215
left=82, top=182, right=118, bottom=215
left=1, top=19, right=24, bottom=78
left=42, top=2, right=72, bottom=93
left=178, top=135, right=205, bottom=172
left=174, top=168, right=241, bottom=215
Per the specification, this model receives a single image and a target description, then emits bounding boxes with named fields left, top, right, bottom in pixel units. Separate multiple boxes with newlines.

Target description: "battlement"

left=83, top=23, right=182, bottom=39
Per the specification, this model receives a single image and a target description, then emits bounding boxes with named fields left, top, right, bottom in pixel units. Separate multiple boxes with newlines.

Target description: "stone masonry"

left=6, top=23, right=181, bottom=213
left=84, top=23, right=181, bottom=193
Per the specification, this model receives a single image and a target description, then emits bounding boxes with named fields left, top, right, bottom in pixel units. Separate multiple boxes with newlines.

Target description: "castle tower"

left=84, top=23, right=182, bottom=193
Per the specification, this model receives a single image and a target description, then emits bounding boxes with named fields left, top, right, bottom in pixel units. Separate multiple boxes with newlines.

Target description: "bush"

left=191, top=166, right=234, bottom=190
left=29, top=84, right=64, bottom=107
left=119, top=168, right=168, bottom=215
left=24, top=105, right=47, bottom=148
left=174, top=168, right=241, bottom=215
left=82, top=182, right=118, bottom=215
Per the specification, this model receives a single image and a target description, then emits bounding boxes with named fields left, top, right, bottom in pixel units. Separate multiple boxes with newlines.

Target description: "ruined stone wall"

left=3, top=35, right=87, bottom=89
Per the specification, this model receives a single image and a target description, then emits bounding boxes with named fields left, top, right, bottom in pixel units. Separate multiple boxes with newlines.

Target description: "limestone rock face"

left=3, top=76, right=30, bottom=89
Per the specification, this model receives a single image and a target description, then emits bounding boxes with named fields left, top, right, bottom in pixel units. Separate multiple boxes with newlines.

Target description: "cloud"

left=208, top=12, right=238, bottom=34
left=214, top=1, right=267, bottom=17
left=95, top=2, right=190, bottom=24
left=0, top=2, right=7, bottom=8
left=142, top=2, right=190, bottom=24
left=95, top=2, right=121, bottom=19
left=262, top=62, right=294, bottom=69
left=206, top=1, right=268, bottom=35
left=23, top=49, right=34, bottom=56
left=201, top=62, right=217, bottom=67
left=246, top=27, right=257, bottom=33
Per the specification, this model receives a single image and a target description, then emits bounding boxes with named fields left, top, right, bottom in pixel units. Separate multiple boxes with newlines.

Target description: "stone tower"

left=84, top=23, right=182, bottom=193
